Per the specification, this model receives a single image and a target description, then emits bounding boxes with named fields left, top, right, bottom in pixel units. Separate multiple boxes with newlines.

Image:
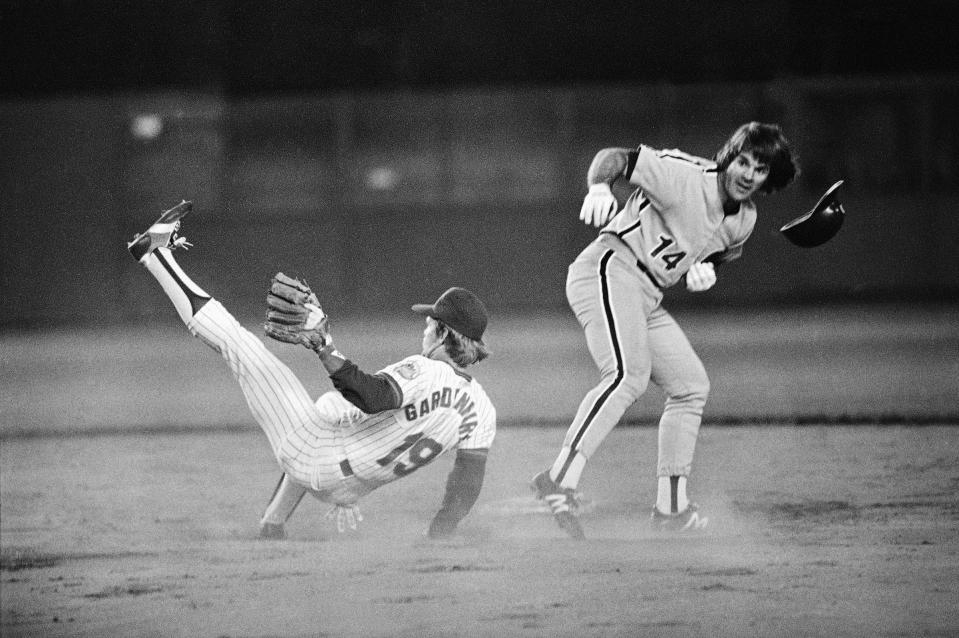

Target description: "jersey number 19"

left=377, top=432, right=443, bottom=476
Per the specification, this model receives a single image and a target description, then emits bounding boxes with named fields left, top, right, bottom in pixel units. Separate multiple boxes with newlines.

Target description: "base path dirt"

left=2, top=425, right=957, bottom=637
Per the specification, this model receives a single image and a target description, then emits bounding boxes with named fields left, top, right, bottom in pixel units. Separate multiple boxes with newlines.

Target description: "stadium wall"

left=1, top=76, right=957, bottom=326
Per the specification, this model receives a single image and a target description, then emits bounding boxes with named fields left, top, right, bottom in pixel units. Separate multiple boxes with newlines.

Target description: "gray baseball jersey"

left=551, top=145, right=757, bottom=488
left=605, top=146, right=756, bottom=287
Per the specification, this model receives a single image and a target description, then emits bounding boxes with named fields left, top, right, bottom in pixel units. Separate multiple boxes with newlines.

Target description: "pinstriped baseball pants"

left=552, top=240, right=709, bottom=486
left=187, top=299, right=347, bottom=492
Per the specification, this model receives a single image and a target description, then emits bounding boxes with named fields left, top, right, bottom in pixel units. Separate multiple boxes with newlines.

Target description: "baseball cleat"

left=530, top=470, right=585, bottom=540
left=258, top=521, right=287, bottom=540
left=650, top=503, right=708, bottom=532
left=127, top=200, right=193, bottom=262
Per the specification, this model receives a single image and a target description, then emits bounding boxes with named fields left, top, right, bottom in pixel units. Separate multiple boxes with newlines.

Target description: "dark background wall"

left=4, top=1, right=959, bottom=95
left=2, top=1, right=958, bottom=327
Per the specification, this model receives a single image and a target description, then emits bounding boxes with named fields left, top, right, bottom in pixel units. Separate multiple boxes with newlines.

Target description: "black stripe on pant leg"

left=155, top=250, right=210, bottom=315
left=556, top=250, right=626, bottom=483
left=287, top=490, right=307, bottom=522
left=267, top=473, right=286, bottom=504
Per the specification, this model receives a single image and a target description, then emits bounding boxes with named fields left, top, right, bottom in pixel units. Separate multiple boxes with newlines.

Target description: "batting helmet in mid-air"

left=780, top=180, right=845, bottom=247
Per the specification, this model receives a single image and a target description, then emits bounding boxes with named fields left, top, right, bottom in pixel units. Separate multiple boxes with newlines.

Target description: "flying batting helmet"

left=780, top=180, right=845, bottom=248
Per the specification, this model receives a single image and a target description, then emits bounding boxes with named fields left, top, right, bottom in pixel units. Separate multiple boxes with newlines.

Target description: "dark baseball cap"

left=412, top=287, right=488, bottom=342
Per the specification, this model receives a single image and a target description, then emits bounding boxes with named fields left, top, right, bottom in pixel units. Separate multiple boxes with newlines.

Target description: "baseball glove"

left=263, top=272, right=330, bottom=351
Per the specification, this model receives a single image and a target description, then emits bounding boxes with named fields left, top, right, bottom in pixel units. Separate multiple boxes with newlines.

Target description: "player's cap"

left=412, top=287, right=488, bottom=342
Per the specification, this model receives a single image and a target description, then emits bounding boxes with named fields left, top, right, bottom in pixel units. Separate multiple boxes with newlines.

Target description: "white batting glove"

left=579, top=183, right=618, bottom=227
left=326, top=503, right=363, bottom=533
left=685, top=261, right=717, bottom=292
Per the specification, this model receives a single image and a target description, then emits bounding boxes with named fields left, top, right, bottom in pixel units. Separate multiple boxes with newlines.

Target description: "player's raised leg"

left=126, top=202, right=334, bottom=488
left=127, top=200, right=209, bottom=324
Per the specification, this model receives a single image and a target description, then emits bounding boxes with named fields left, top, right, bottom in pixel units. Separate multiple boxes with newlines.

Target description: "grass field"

left=1, top=303, right=958, bottom=637
left=2, top=303, right=957, bottom=436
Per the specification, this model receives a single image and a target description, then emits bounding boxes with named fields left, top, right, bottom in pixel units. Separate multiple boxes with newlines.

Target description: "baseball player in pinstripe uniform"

left=532, top=122, right=799, bottom=539
left=127, top=203, right=496, bottom=539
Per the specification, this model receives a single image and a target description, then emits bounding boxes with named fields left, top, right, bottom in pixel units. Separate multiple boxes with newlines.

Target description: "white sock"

left=142, top=247, right=210, bottom=324
left=656, top=476, right=689, bottom=514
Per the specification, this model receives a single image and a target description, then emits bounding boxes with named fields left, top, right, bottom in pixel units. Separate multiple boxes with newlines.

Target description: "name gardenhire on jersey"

left=127, top=201, right=496, bottom=540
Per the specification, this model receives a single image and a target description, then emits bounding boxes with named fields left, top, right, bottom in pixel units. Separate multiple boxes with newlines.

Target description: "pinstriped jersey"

left=335, top=355, right=496, bottom=486
left=603, top=145, right=757, bottom=288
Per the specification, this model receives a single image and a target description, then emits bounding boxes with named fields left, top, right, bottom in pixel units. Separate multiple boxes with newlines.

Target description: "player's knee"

left=667, top=374, right=710, bottom=408
left=694, top=371, right=710, bottom=401
left=619, top=369, right=651, bottom=398
left=597, top=361, right=650, bottom=400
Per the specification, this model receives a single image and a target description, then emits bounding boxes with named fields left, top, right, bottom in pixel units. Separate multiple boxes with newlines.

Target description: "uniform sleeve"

left=629, top=146, right=713, bottom=211
left=427, top=448, right=488, bottom=539
left=377, top=355, right=435, bottom=407
left=329, top=360, right=402, bottom=414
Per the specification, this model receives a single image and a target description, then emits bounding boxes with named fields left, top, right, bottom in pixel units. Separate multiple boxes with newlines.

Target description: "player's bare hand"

left=327, top=503, right=363, bottom=532
left=579, top=183, right=618, bottom=227
left=685, top=262, right=717, bottom=292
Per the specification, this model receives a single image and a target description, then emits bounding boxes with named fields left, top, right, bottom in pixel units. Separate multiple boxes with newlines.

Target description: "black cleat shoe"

left=530, top=470, right=585, bottom=540
left=127, top=200, right=193, bottom=262
left=258, top=522, right=287, bottom=540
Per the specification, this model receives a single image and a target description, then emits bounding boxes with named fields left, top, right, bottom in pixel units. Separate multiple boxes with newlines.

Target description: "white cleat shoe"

left=650, top=503, right=709, bottom=532
left=127, top=200, right=193, bottom=262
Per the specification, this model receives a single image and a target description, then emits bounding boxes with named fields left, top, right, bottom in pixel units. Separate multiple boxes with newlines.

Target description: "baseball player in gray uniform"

left=532, top=122, right=799, bottom=539
left=127, top=202, right=496, bottom=539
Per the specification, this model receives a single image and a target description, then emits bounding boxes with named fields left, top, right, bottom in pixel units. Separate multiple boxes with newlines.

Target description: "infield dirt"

left=2, top=305, right=957, bottom=636
left=3, top=425, right=958, bottom=637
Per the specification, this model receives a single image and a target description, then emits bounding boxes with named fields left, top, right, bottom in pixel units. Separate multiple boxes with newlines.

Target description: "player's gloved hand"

left=685, top=262, right=717, bottom=292
left=326, top=503, right=363, bottom=533
left=263, top=272, right=332, bottom=351
left=579, top=183, right=618, bottom=227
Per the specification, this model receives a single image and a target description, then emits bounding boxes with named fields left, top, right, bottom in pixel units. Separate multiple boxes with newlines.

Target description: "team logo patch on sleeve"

left=394, top=361, right=421, bottom=380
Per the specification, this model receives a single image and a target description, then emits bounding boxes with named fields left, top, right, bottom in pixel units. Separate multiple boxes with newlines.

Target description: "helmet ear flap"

left=780, top=180, right=845, bottom=247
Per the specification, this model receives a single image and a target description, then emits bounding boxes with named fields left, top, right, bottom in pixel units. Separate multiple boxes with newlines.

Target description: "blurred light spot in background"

left=130, top=113, right=163, bottom=141
left=365, top=166, right=398, bottom=191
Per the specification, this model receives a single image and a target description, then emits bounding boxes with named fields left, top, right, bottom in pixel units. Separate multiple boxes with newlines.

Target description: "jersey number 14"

left=651, top=235, right=685, bottom=270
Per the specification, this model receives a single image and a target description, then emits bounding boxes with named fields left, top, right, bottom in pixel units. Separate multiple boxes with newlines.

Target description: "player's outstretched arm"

left=319, top=347, right=403, bottom=414
left=580, top=147, right=635, bottom=227
left=427, top=448, right=488, bottom=539
left=586, top=147, right=635, bottom=186
left=263, top=273, right=332, bottom=351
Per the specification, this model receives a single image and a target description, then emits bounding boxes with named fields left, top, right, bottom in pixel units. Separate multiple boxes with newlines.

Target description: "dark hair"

left=434, top=320, right=490, bottom=366
left=714, top=122, right=799, bottom=193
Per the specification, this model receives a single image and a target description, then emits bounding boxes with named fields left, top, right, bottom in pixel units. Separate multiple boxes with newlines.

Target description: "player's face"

left=421, top=317, right=444, bottom=356
left=721, top=151, right=769, bottom=202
